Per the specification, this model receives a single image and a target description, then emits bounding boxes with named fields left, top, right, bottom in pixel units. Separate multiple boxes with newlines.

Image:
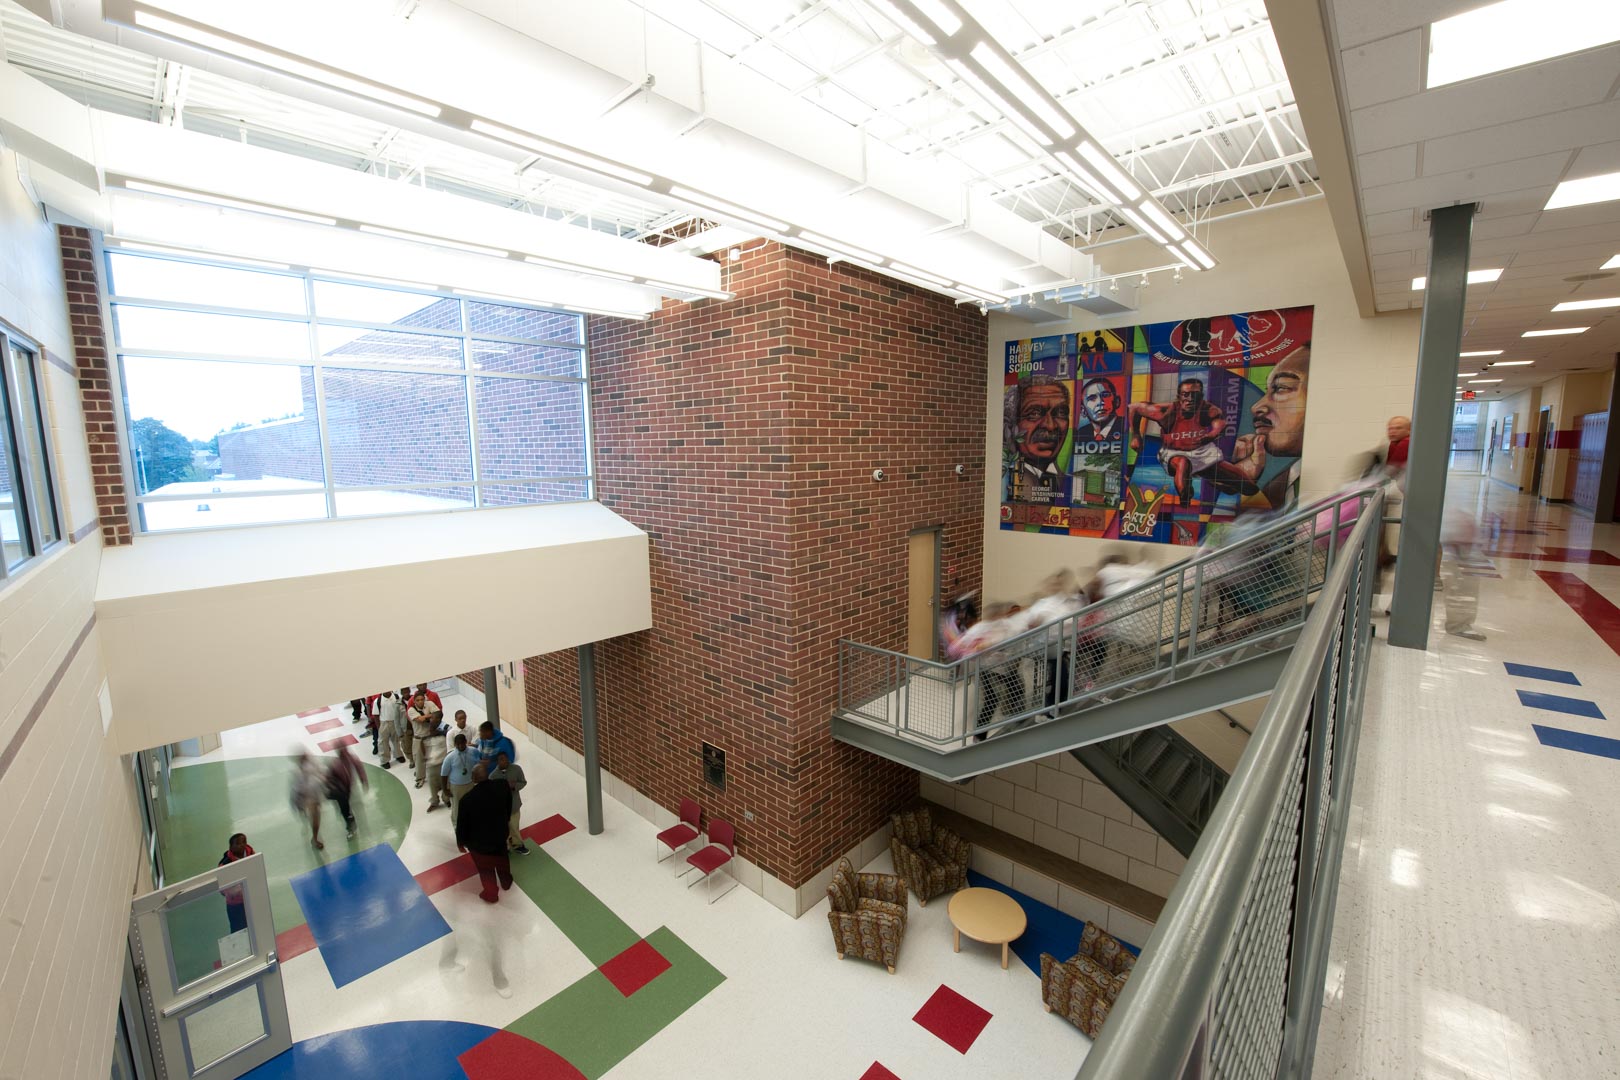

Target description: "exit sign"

left=1461, top=390, right=1476, bottom=400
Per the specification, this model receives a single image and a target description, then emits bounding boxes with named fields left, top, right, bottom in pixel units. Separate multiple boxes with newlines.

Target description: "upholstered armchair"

left=826, top=857, right=908, bottom=974
left=1040, top=922, right=1139, bottom=1038
left=889, top=805, right=970, bottom=906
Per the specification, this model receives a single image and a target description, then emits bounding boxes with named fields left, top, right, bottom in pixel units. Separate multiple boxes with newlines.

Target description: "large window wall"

left=105, top=250, right=593, bottom=533
left=0, top=327, right=61, bottom=573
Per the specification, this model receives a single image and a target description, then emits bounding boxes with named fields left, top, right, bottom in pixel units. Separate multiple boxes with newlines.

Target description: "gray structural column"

left=1595, top=353, right=1620, bottom=523
left=482, top=666, right=500, bottom=729
left=579, top=643, right=603, bottom=835
left=1390, top=202, right=1476, bottom=649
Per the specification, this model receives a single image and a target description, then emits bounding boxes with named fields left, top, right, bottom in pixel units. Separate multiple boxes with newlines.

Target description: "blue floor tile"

left=1504, top=662, right=1581, bottom=686
left=289, top=844, right=450, bottom=988
left=1515, top=689, right=1605, bottom=720
left=1533, top=725, right=1620, bottom=761
left=964, top=869, right=1140, bottom=977
left=243, top=1021, right=496, bottom=1079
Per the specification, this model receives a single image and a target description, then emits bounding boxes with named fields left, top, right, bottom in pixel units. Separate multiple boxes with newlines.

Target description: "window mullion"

left=305, top=274, right=337, bottom=523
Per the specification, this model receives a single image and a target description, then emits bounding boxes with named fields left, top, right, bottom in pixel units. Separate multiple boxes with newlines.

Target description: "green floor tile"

left=158, top=756, right=414, bottom=933
left=508, top=849, right=639, bottom=965
left=504, top=926, right=724, bottom=1079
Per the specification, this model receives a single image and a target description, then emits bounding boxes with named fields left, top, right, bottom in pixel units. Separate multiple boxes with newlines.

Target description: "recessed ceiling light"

left=1412, top=269, right=1503, bottom=290
left=1455, top=371, right=1479, bottom=378
left=1522, top=327, right=1589, bottom=336
left=1469, top=379, right=1503, bottom=384
left=1491, top=360, right=1535, bottom=366
left=1546, top=169, right=1620, bottom=211
left=1604, top=255, right=1620, bottom=270
left=1459, top=350, right=1503, bottom=356
left=1427, top=0, right=1620, bottom=89
left=1551, top=296, right=1620, bottom=311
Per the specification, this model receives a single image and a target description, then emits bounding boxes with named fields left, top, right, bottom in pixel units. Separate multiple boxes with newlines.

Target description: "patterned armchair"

left=889, top=805, right=970, bottom=906
left=1040, top=922, right=1138, bottom=1038
left=826, top=857, right=908, bottom=974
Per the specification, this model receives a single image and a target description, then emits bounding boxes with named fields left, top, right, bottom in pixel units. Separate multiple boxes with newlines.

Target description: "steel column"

left=579, top=642, right=604, bottom=835
left=1390, top=202, right=1476, bottom=648
left=482, top=666, right=500, bottom=731
left=1594, top=353, right=1620, bottom=523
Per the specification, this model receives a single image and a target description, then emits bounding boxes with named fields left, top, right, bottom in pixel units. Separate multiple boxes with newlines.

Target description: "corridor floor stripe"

left=1490, top=547, right=1620, bottom=564
left=1503, top=662, right=1581, bottom=686
left=1532, top=724, right=1620, bottom=761
left=503, top=925, right=723, bottom=1080
left=1515, top=689, right=1605, bottom=720
left=1536, top=571, right=1620, bottom=659
left=508, top=849, right=639, bottom=966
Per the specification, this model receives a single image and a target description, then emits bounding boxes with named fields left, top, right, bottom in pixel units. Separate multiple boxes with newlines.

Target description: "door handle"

left=160, top=958, right=278, bottom=1018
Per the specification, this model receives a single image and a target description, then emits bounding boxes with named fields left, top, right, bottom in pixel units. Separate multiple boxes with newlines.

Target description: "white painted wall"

left=981, top=198, right=1422, bottom=604
left=96, top=501, right=653, bottom=752
left=0, top=151, right=139, bottom=1080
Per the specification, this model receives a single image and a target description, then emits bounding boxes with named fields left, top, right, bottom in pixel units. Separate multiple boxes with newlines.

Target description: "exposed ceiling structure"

left=0, top=0, right=1317, bottom=316
left=1297, top=0, right=1620, bottom=399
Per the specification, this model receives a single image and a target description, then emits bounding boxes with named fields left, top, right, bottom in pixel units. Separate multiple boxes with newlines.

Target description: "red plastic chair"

left=656, top=798, right=702, bottom=870
left=685, top=818, right=738, bottom=903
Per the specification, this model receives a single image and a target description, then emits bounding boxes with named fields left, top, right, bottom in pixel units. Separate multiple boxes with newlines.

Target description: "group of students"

left=939, top=556, right=1159, bottom=742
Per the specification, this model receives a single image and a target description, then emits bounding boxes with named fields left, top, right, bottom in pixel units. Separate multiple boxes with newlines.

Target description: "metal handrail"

left=1076, top=488, right=1383, bottom=1080
left=837, top=486, right=1378, bottom=748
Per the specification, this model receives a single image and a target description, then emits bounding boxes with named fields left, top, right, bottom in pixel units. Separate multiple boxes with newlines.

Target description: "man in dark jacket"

left=455, top=763, right=514, bottom=903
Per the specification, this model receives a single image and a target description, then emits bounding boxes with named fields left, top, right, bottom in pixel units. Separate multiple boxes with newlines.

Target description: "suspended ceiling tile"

left=1358, top=144, right=1419, bottom=188
left=1332, top=0, right=1479, bottom=51
left=1338, top=27, right=1422, bottom=109
left=1365, top=208, right=1417, bottom=236
left=1422, top=101, right=1620, bottom=178
left=1360, top=151, right=1571, bottom=216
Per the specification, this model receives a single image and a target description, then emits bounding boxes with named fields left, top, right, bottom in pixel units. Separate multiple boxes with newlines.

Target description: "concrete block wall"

left=920, top=751, right=1185, bottom=900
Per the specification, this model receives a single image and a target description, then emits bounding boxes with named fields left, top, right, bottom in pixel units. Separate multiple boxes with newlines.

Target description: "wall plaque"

left=702, top=742, right=726, bottom=790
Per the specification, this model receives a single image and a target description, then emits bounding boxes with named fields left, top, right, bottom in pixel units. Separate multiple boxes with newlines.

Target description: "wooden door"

left=907, top=529, right=940, bottom=659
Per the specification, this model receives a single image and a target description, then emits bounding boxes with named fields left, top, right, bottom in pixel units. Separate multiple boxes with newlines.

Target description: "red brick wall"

left=58, top=227, right=130, bottom=545
left=518, top=242, right=987, bottom=887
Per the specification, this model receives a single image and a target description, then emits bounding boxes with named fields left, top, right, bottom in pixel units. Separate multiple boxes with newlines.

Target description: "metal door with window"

left=129, top=854, right=290, bottom=1079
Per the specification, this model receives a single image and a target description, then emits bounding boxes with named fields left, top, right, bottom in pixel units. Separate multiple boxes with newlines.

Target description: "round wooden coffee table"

left=947, top=887, right=1027, bottom=969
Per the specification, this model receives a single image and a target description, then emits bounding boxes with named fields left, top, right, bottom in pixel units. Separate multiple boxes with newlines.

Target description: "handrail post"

left=1188, top=561, right=1205, bottom=661
left=1170, top=568, right=1186, bottom=676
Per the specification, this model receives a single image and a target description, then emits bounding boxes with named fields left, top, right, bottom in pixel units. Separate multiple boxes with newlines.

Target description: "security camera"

left=872, top=468, right=887, bottom=482
left=954, top=464, right=966, bottom=475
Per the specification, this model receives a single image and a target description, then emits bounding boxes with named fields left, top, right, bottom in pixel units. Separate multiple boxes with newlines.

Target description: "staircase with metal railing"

left=831, top=487, right=1376, bottom=789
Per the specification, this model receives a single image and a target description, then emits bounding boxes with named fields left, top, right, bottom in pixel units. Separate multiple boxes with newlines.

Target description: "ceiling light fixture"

left=945, top=60, right=1052, bottom=147
left=1545, top=169, right=1620, bottom=211
left=468, top=120, right=654, bottom=187
left=1138, top=273, right=1150, bottom=288
left=909, top=0, right=964, bottom=36
left=1426, top=0, right=1620, bottom=89
left=1490, top=360, right=1535, bottom=366
left=1455, top=371, right=1479, bottom=378
left=862, top=0, right=942, bottom=44
left=522, top=255, right=635, bottom=281
left=1551, top=296, right=1620, bottom=311
left=1603, top=255, right=1620, bottom=270
left=128, top=8, right=442, bottom=117
left=1459, top=350, right=1503, bottom=356
left=800, top=231, right=885, bottom=265
left=357, top=224, right=509, bottom=258
left=666, top=186, right=790, bottom=234
left=1181, top=239, right=1217, bottom=271
left=1522, top=327, right=1589, bottom=336
left=969, top=45, right=1075, bottom=141
left=309, top=268, right=440, bottom=291
left=889, top=261, right=953, bottom=288
left=121, top=180, right=338, bottom=226
left=1052, top=152, right=1112, bottom=201
left=1118, top=206, right=1167, bottom=245
left=111, top=240, right=293, bottom=271
left=640, top=279, right=735, bottom=300
left=1109, top=278, right=1119, bottom=294
left=1469, top=378, right=1503, bottom=384
left=1137, top=201, right=1186, bottom=241
left=1412, top=268, right=1503, bottom=290
left=1076, top=142, right=1141, bottom=201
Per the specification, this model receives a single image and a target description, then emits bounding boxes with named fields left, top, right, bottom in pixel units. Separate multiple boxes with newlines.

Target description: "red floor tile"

left=317, top=734, right=358, bottom=752
left=521, top=813, right=576, bottom=847
left=913, top=985, right=992, bottom=1054
left=599, top=938, right=672, bottom=997
left=305, top=718, right=343, bottom=734
left=296, top=708, right=332, bottom=718
left=458, top=1029, right=586, bottom=1080
left=415, top=853, right=477, bottom=896
left=276, top=922, right=317, bottom=962
left=1538, top=570, right=1620, bottom=657
left=860, top=1064, right=903, bottom=1080
left=1492, top=548, right=1620, bottom=565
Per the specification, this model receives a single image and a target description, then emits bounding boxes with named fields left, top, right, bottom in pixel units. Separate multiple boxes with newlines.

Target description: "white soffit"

left=1322, top=0, right=1620, bottom=395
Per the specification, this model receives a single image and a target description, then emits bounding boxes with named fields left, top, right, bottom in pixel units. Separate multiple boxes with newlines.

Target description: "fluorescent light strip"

left=110, top=240, right=293, bottom=271
left=1181, top=240, right=1217, bottom=270
left=1469, top=379, right=1503, bottom=384
left=122, top=180, right=338, bottom=226
left=863, top=0, right=939, bottom=44
left=945, top=60, right=1052, bottom=146
left=800, top=231, right=885, bottom=265
left=467, top=119, right=654, bottom=187
left=968, top=44, right=1075, bottom=141
left=1455, top=372, right=1479, bottom=378
left=1522, top=327, right=1588, bottom=336
left=310, top=269, right=440, bottom=291
left=1545, top=169, right=1620, bottom=211
left=666, top=186, right=790, bottom=234
left=1427, top=0, right=1620, bottom=89
left=1552, top=296, right=1620, bottom=311
left=1052, top=153, right=1112, bottom=201
left=1459, top=350, right=1502, bottom=356
left=523, top=255, right=635, bottom=282
left=1604, top=255, right=1620, bottom=270
left=1491, top=360, right=1534, bottom=366
left=130, top=10, right=441, bottom=117
left=1412, top=268, right=1504, bottom=290
left=1165, top=243, right=1200, bottom=272
left=1118, top=206, right=1167, bottom=245
left=1136, top=200, right=1186, bottom=241
left=887, top=262, right=953, bottom=288
left=1076, top=141, right=1141, bottom=201
left=358, top=225, right=509, bottom=258
left=641, top=279, right=734, bottom=301
left=909, top=0, right=963, bottom=36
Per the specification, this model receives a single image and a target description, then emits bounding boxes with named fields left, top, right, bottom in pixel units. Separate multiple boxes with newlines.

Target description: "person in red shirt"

left=218, top=833, right=254, bottom=933
left=1130, top=377, right=1228, bottom=504
left=1385, top=415, right=1411, bottom=472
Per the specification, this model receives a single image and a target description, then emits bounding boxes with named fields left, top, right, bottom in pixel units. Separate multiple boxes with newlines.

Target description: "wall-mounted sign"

left=1001, top=306, right=1314, bottom=546
left=1462, top=390, right=1476, bottom=401
left=702, top=742, right=726, bottom=790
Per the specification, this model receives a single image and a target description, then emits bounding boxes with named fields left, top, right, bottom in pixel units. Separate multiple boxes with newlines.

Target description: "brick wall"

left=58, top=227, right=130, bottom=545
left=516, top=242, right=988, bottom=887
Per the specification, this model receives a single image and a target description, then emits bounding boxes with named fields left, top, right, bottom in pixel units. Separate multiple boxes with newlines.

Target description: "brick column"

left=58, top=226, right=132, bottom=545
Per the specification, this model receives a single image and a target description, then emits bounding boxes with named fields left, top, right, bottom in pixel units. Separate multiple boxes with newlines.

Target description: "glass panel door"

left=128, top=854, right=290, bottom=1078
